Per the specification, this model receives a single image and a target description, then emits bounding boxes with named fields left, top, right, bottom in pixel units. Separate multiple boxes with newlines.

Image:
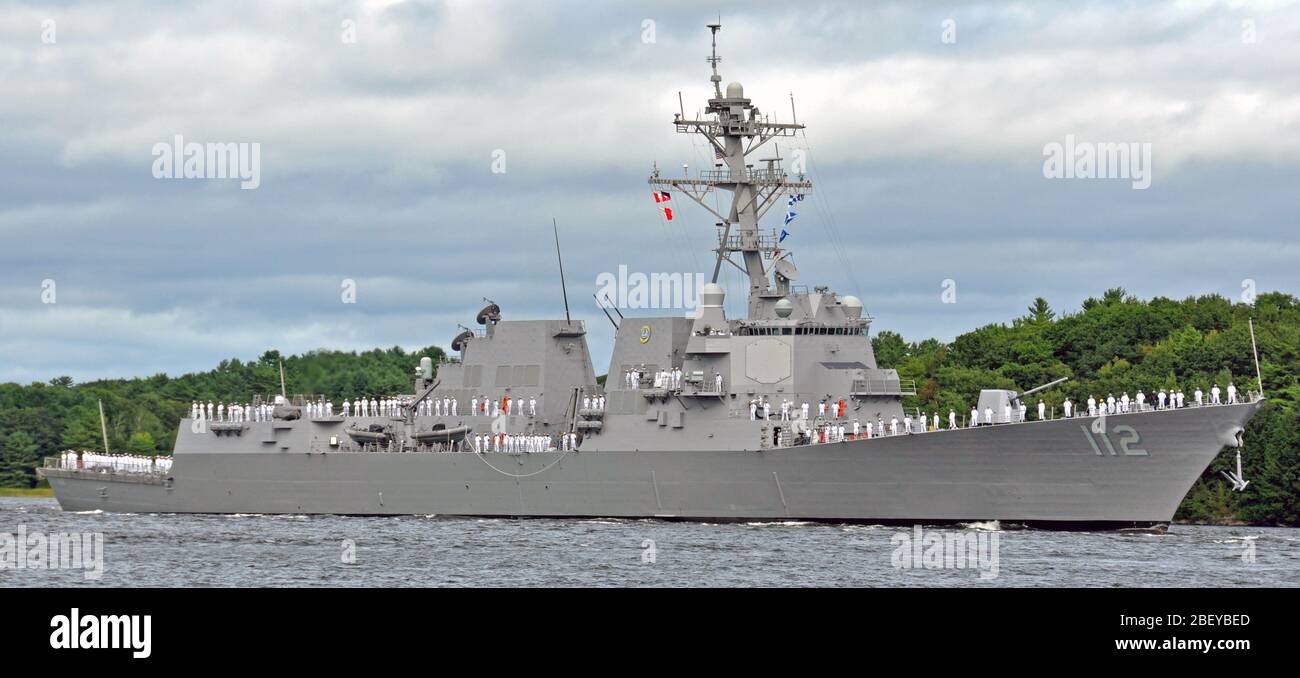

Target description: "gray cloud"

left=1, top=0, right=1298, bottom=382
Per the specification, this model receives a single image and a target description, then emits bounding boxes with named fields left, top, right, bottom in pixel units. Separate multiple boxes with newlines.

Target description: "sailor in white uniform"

left=969, top=408, right=978, bottom=427
left=949, top=409, right=957, bottom=429
left=1194, top=388, right=1203, bottom=406
left=1063, top=398, right=1073, bottom=418
left=1227, top=382, right=1237, bottom=404
left=1038, top=399, right=1046, bottom=421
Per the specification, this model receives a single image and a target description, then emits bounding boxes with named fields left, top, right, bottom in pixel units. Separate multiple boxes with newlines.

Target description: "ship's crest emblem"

left=639, top=325, right=652, bottom=344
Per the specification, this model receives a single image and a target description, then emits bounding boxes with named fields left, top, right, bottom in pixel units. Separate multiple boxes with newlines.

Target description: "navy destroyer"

left=40, top=25, right=1263, bottom=528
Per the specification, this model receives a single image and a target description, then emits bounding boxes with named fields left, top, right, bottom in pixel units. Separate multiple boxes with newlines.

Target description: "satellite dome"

left=701, top=282, right=726, bottom=308
left=842, top=295, right=864, bottom=319
left=774, top=298, right=794, bottom=318
left=726, top=81, right=744, bottom=98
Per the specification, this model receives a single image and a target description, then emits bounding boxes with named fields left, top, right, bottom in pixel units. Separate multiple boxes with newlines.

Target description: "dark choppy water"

left=2, top=497, right=1297, bottom=587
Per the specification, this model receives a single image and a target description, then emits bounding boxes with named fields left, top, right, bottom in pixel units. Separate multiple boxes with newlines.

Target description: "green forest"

left=0, top=289, right=1296, bottom=524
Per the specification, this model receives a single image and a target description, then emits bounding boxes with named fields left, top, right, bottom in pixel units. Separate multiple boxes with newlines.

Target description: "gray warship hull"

left=40, top=401, right=1260, bottom=526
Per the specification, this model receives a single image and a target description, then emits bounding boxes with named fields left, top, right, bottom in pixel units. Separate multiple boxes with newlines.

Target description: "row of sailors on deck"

left=191, top=400, right=266, bottom=422
left=470, top=432, right=581, bottom=453
left=750, top=398, right=849, bottom=421
left=60, top=451, right=172, bottom=473
left=626, top=367, right=685, bottom=390
left=799, top=414, right=942, bottom=442
left=191, top=394, right=566, bottom=422
left=582, top=395, right=607, bottom=411
left=625, top=367, right=724, bottom=393
left=1083, top=383, right=1238, bottom=415
left=354, top=396, right=541, bottom=419
left=782, top=384, right=1247, bottom=442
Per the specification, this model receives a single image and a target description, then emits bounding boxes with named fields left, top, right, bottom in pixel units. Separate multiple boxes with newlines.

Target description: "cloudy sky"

left=1, top=0, right=1297, bottom=383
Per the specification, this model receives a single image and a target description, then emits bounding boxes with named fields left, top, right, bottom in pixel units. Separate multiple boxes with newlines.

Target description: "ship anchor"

left=1220, top=443, right=1249, bottom=492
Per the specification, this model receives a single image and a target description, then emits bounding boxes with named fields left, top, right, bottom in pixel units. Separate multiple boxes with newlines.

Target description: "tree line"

left=0, top=291, right=1295, bottom=524
left=873, top=289, right=1298, bottom=525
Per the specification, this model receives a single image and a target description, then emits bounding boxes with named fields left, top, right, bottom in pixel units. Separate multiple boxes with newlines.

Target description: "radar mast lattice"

left=649, top=22, right=813, bottom=313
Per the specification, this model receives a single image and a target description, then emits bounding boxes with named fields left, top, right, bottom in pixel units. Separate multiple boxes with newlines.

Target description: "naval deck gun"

left=976, top=377, right=1070, bottom=423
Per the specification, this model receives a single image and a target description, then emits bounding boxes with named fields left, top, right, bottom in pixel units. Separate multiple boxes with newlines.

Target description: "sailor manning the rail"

left=1227, top=382, right=1237, bottom=404
left=1038, top=400, right=1046, bottom=421
left=949, top=409, right=957, bottom=429
left=1063, top=398, right=1072, bottom=418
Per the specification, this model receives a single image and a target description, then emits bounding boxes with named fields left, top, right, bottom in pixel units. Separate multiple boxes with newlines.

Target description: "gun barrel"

left=1015, top=376, right=1069, bottom=401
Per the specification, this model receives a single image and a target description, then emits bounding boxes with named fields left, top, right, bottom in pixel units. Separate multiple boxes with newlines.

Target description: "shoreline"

left=0, top=487, right=54, bottom=497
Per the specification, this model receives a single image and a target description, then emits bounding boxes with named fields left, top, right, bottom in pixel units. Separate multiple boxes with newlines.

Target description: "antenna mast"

left=98, top=399, right=110, bottom=454
left=553, top=218, right=571, bottom=324
left=707, top=21, right=723, bottom=98
left=1249, top=318, right=1264, bottom=397
left=279, top=360, right=287, bottom=398
left=649, top=22, right=812, bottom=316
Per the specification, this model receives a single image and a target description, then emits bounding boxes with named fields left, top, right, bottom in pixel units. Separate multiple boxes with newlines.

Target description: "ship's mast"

left=649, top=22, right=813, bottom=317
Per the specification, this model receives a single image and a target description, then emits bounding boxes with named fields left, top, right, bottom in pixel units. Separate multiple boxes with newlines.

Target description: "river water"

left=2, top=497, right=1297, bottom=587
